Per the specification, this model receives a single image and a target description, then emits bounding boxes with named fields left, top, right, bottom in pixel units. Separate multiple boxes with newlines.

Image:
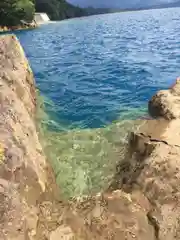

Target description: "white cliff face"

left=34, top=13, right=50, bottom=24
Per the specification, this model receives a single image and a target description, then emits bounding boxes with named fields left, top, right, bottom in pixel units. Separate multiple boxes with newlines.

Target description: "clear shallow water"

left=15, top=8, right=180, bottom=197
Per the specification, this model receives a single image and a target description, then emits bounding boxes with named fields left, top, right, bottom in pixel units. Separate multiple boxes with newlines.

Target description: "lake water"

left=16, top=8, right=180, bottom=198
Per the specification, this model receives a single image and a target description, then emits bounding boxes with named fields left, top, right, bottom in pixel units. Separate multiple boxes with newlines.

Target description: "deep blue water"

left=16, top=8, right=180, bottom=129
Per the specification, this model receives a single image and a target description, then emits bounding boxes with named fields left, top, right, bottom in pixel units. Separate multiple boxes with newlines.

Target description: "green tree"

left=0, top=0, right=35, bottom=26
left=0, top=0, right=18, bottom=26
left=16, top=0, right=35, bottom=22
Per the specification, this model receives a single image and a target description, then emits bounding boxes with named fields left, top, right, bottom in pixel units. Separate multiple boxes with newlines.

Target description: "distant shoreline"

left=0, top=24, right=37, bottom=33
left=84, top=5, right=180, bottom=16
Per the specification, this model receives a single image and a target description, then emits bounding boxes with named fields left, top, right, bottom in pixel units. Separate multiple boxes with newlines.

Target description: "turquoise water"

left=15, top=8, right=180, bottom=197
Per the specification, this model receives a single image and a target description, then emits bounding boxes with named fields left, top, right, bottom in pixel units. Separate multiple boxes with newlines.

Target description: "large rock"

left=65, top=190, right=156, bottom=240
left=149, top=78, right=180, bottom=119
left=0, top=35, right=48, bottom=239
left=109, top=117, right=180, bottom=239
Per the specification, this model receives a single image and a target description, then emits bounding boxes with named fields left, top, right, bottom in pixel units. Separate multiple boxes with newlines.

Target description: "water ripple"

left=16, top=7, right=180, bottom=129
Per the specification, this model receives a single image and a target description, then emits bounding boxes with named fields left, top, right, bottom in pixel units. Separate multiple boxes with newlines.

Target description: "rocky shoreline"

left=0, top=23, right=37, bottom=33
left=0, top=34, right=180, bottom=240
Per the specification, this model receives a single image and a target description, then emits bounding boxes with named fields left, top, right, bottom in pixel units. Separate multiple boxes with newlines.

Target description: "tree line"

left=0, top=0, right=86, bottom=26
left=0, top=0, right=35, bottom=26
left=35, top=0, right=86, bottom=20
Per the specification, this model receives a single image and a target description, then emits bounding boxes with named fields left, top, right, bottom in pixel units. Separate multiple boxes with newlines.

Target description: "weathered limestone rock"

left=50, top=225, right=74, bottom=240
left=65, top=190, right=156, bottom=240
left=149, top=78, right=180, bottom=119
left=0, top=35, right=47, bottom=239
left=110, top=78, right=180, bottom=240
